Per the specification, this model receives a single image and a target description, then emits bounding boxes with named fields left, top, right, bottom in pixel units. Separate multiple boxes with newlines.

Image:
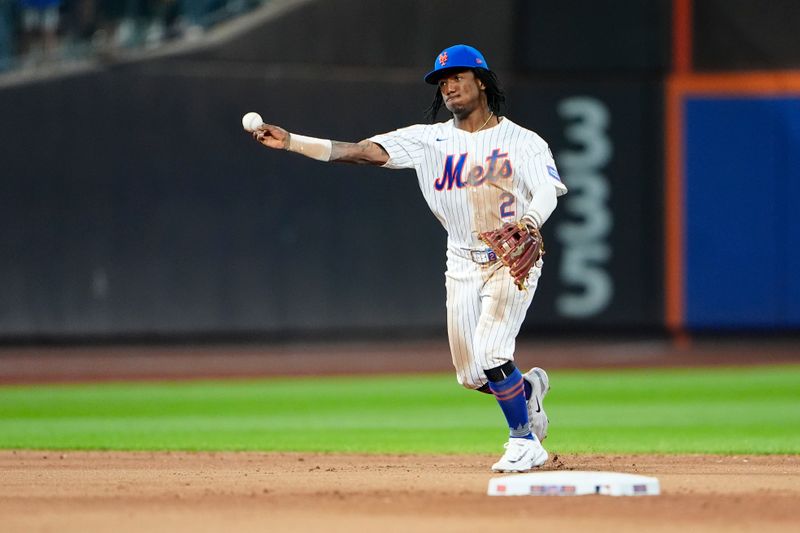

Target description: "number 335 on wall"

left=555, top=96, right=613, bottom=319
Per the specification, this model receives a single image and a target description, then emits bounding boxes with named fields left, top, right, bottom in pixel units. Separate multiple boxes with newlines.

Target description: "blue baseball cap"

left=424, top=44, right=490, bottom=84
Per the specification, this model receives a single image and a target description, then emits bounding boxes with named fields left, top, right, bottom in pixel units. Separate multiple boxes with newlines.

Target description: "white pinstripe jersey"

left=369, top=117, right=568, bottom=249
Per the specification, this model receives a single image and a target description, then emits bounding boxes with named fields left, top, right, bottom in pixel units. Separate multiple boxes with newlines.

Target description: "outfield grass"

left=0, top=365, right=798, bottom=454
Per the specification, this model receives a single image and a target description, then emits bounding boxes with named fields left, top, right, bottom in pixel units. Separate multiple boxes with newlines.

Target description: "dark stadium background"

left=1, top=0, right=799, bottom=343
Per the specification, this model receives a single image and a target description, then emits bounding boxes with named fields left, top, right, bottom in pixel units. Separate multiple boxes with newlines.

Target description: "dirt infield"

left=2, top=450, right=799, bottom=532
left=1, top=338, right=799, bottom=531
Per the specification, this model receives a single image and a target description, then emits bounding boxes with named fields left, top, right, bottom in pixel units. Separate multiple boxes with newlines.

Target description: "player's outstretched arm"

left=252, top=124, right=388, bottom=166
left=330, top=140, right=389, bottom=166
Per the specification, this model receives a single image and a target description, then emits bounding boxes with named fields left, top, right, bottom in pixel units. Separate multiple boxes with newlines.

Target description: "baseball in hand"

left=241, top=111, right=264, bottom=132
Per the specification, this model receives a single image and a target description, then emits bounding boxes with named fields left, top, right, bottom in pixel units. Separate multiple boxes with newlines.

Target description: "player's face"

left=438, top=70, right=484, bottom=116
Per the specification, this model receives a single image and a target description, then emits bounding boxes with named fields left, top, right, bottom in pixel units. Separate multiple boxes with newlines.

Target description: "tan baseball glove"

left=479, top=221, right=545, bottom=290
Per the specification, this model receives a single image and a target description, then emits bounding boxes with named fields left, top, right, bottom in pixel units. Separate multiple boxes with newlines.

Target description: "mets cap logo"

left=475, top=58, right=483, bottom=64
left=438, top=51, right=448, bottom=66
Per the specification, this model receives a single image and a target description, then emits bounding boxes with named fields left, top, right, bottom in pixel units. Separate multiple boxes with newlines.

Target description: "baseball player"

left=250, top=44, right=567, bottom=472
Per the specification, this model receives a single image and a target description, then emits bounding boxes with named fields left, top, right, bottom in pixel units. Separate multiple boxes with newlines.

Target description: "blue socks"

left=487, top=368, right=533, bottom=440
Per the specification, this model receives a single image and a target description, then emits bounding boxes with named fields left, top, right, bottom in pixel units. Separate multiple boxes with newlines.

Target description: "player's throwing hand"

left=252, top=124, right=290, bottom=150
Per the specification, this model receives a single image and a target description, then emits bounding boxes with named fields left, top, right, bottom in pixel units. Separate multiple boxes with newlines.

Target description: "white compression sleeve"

left=286, top=134, right=333, bottom=162
left=522, top=182, right=558, bottom=228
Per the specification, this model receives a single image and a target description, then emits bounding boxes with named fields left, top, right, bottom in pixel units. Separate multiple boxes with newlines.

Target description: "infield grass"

left=0, top=365, right=798, bottom=454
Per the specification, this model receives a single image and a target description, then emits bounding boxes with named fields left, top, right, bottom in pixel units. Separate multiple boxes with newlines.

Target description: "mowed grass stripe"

left=0, top=366, right=798, bottom=454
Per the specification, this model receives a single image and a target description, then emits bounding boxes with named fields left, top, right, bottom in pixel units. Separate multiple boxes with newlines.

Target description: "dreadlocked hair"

left=424, top=69, right=506, bottom=123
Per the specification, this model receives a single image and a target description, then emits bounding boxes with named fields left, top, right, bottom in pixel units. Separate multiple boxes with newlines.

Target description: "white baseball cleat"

left=523, top=367, right=550, bottom=442
left=491, top=437, right=549, bottom=473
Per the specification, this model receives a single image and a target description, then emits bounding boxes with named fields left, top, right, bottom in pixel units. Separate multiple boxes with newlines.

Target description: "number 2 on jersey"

left=499, top=192, right=515, bottom=218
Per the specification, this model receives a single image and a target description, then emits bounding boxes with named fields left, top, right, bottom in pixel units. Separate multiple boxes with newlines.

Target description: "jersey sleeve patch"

left=547, top=165, right=561, bottom=181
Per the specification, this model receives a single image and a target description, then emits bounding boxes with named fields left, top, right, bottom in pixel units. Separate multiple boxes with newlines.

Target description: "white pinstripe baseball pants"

left=445, top=245, right=543, bottom=389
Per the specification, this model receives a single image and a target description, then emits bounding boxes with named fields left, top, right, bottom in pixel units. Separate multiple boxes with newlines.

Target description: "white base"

left=487, top=471, right=660, bottom=496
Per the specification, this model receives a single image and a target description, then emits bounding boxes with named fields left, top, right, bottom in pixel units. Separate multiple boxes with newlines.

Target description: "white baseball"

left=241, top=111, right=263, bottom=132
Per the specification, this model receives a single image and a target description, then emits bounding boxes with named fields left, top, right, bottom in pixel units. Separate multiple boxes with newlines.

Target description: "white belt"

left=468, top=249, right=498, bottom=265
